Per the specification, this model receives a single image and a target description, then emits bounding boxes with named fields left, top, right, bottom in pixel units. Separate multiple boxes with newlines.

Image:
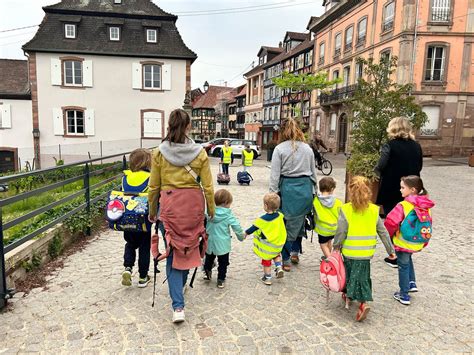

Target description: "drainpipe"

left=409, top=0, right=420, bottom=94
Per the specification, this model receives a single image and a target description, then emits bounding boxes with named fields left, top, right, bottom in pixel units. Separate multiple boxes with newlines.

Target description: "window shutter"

left=83, top=60, right=93, bottom=87
left=1, top=104, right=12, bottom=128
left=51, top=58, right=61, bottom=86
left=53, top=108, right=64, bottom=135
left=132, top=63, right=142, bottom=89
left=143, top=111, right=163, bottom=138
left=85, top=109, right=95, bottom=136
left=162, top=64, right=171, bottom=90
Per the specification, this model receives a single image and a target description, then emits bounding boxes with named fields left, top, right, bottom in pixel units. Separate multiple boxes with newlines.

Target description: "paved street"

left=1, top=156, right=473, bottom=354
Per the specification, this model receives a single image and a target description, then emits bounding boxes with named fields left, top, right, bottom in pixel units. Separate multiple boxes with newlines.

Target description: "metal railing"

left=0, top=151, right=136, bottom=309
left=319, top=84, right=357, bottom=105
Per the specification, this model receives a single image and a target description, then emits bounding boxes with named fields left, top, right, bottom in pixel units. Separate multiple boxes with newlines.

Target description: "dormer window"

left=65, top=24, right=76, bottom=39
left=109, top=27, right=120, bottom=41
left=147, top=29, right=157, bottom=43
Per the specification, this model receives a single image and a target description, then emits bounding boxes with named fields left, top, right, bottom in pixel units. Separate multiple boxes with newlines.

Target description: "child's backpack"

left=399, top=201, right=432, bottom=246
left=106, top=191, right=150, bottom=232
left=320, top=250, right=346, bottom=293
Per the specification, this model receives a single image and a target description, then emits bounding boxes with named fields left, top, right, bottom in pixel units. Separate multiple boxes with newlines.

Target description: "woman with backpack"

left=269, top=118, right=317, bottom=271
left=148, top=109, right=215, bottom=323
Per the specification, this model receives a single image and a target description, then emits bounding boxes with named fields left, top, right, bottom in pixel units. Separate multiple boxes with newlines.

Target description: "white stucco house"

left=1, top=0, right=197, bottom=171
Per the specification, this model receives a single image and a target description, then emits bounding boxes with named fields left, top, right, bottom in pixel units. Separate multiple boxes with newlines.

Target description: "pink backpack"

left=320, top=250, right=346, bottom=293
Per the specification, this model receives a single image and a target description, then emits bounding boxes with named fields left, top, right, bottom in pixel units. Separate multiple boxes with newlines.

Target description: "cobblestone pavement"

left=1, top=157, right=473, bottom=354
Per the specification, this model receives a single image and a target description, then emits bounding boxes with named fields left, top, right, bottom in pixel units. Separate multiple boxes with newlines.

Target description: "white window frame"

left=431, top=0, right=451, bottom=22
left=355, top=62, right=363, bottom=81
left=424, top=46, right=446, bottom=82
left=319, top=42, right=325, bottom=62
left=66, top=110, right=85, bottom=136
left=64, top=60, right=83, bottom=86
left=65, top=24, right=76, bottom=39
left=147, top=29, right=157, bottom=43
left=345, top=26, right=354, bottom=49
left=143, top=64, right=162, bottom=90
left=357, top=18, right=367, bottom=44
left=383, top=2, right=395, bottom=32
left=343, top=66, right=351, bottom=87
left=334, top=33, right=342, bottom=56
left=109, top=26, right=120, bottom=41
left=330, top=113, right=337, bottom=134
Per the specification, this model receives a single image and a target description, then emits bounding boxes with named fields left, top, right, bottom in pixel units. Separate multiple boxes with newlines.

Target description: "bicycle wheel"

left=320, top=159, right=333, bottom=176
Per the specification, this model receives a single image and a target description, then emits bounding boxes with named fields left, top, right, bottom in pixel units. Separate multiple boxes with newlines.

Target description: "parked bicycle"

left=316, top=151, right=333, bottom=176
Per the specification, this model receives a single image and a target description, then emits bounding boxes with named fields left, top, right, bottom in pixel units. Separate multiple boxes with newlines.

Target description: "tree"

left=347, top=56, right=427, bottom=179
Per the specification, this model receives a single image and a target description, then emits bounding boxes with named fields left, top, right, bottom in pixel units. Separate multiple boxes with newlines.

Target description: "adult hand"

left=148, top=214, right=158, bottom=223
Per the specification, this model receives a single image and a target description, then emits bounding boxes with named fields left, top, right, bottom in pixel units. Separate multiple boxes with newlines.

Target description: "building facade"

left=308, top=0, right=473, bottom=156
left=235, top=85, right=246, bottom=139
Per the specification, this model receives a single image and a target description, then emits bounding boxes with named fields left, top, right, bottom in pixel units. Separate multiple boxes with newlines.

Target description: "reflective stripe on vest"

left=313, top=197, right=342, bottom=236
left=392, top=201, right=426, bottom=252
left=122, top=170, right=150, bottom=193
left=252, top=212, right=287, bottom=260
left=222, top=147, right=232, bottom=164
left=242, top=150, right=254, bottom=167
left=341, top=203, right=379, bottom=259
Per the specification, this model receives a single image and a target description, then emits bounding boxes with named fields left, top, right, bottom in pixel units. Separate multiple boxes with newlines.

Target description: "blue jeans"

left=166, top=250, right=189, bottom=310
left=281, top=236, right=303, bottom=263
left=396, top=251, right=416, bottom=297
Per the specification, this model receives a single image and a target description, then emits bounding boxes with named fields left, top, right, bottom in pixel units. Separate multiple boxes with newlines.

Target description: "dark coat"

left=375, top=138, right=423, bottom=214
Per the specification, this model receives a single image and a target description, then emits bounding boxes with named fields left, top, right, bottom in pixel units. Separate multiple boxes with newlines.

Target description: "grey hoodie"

left=158, top=138, right=203, bottom=167
left=317, top=194, right=336, bottom=208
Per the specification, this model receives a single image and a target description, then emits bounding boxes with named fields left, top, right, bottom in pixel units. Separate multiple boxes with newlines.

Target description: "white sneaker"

left=275, top=266, right=284, bottom=279
left=172, top=308, right=185, bottom=323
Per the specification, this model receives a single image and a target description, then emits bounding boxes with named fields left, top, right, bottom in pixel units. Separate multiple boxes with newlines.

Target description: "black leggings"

left=203, top=253, right=230, bottom=281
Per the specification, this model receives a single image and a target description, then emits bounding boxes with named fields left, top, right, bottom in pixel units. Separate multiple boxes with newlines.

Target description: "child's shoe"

left=408, top=281, right=418, bottom=293
left=261, top=275, right=272, bottom=285
left=393, top=291, right=411, bottom=305
left=138, top=275, right=151, bottom=288
left=172, top=308, right=185, bottom=323
left=217, top=280, right=225, bottom=289
left=121, top=267, right=132, bottom=286
left=384, top=256, right=398, bottom=268
left=283, top=263, right=291, bottom=272
left=342, top=293, right=351, bottom=309
left=275, top=266, right=284, bottom=279
left=355, top=303, right=370, bottom=321
left=290, top=254, right=300, bottom=264
left=202, top=270, right=212, bottom=281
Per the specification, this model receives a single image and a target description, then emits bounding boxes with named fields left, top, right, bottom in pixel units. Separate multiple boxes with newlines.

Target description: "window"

left=295, top=54, right=304, bottom=70
left=305, top=50, right=313, bottom=66
left=109, top=27, right=120, bottom=41
left=64, top=60, right=82, bottom=86
left=66, top=110, right=85, bottom=135
left=253, top=78, right=258, bottom=89
left=270, top=87, right=274, bottom=99
left=65, top=24, right=76, bottom=39
left=425, top=46, right=446, bottom=81
left=431, top=0, right=451, bottom=22
left=143, top=64, right=161, bottom=89
left=355, top=62, right=363, bottom=81
left=269, top=107, right=273, bottom=120
left=330, top=113, right=337, bottom=134
left=334, top=33, right=342, bottom=56
left=274, top=107, right=279, bottom=120
left=143, top=110, right=164, bottom=138
left=303, top=101, right=310, bottom=116
left=343, top=66, right=351, bottom=87
left=357, top=18, right=367, bottom=44
left=421, top=106, right=440, bottom=136
left=147, top=29, right=157, bottom=43
left=315, top=115, right=321, bottom=131
left=319, top=42, right=325, bottom=64
left=344, top=26, right=353, bottom=51
left=380, top=49, right=391, bottom=64
left=383, top=2, right=395, bottom=32
left=333, top=70, right=340, bottom=88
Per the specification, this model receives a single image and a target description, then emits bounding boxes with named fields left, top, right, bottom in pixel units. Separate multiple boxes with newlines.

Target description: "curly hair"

left=278, top=118, right=306, bottom=149
left=387, top=116, right=415, bottom=140
left=349, top=176, right=372, bottom=212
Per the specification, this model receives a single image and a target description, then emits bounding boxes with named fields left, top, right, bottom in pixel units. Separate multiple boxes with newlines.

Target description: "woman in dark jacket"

left=375, top=117, right=423, bottom=216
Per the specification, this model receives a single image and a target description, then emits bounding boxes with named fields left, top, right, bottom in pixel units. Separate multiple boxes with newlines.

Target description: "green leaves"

left=273, top=71, right=341, bottom=93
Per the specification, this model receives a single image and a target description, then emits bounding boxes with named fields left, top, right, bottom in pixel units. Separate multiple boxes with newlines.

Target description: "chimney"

left=279, top=41, right=282, bottom=48
left=224, top=81, right=227, bottom=87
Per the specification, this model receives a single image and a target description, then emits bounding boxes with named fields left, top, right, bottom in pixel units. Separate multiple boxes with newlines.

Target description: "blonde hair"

left=264, top=193, right=280, bottom=212
left=129, top=148, right=151, bottom=172
left=214, top=189, right=233, bottom=206
left=279, top=118, right=306, bottom=149
left=387, top=117, right=415, bottom=140
left=348, top=176, right=372, bottom=212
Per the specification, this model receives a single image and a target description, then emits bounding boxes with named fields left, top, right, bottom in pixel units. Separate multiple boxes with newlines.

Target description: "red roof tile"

left=192, top=85, right=234, bottom=109
left=0, top=59, right=30, bottom=97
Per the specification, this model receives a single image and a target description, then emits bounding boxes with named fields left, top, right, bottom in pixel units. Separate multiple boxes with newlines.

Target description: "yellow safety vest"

left=313, top=197, right=343, bottom=236
left=253, top=212, right=287, bottom=260
left=242, top=150, right=254, bottom=167
left=122, top=170, right=150, bottom=193
left=222, top=147, right=232, bottom=164
left=341, top=203, right=379, bottom=259
left=392, top=201, right=430, bottom=252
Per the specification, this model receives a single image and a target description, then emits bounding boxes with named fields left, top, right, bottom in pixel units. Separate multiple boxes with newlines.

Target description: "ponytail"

left=401, top=175, right=427, bottom=196
left=348, top=176, right=372, bottom=212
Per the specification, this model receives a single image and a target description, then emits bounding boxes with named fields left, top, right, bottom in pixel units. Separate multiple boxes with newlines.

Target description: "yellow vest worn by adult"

left=392, top=201, right=430, bottom=252
left=253, top=212, right=287, bottom=260
left=313, top=197, right=343, bottom=236
left=242, top=150, right=254, bottom=167
left=341, top=202, right=379, bottom=259
left=222, top=147, right=232, bottom=164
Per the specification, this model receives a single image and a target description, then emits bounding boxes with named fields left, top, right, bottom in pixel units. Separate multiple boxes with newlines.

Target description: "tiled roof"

left=263, top=39, right=314, bottom=69
left=235, top=84, right=246, bottom=97
left=257, top=46, right=284, bottom=57
left=23, top=0, right=197, bottom=61
left=285, top=31, right=310, bottom=41
left=243, top=64, right=263, bottom=78
left=306, top=16, right=319, bottom=30
left=0, top=59, right=30, bottom=98
left=192, top=86, right=233, bottom=109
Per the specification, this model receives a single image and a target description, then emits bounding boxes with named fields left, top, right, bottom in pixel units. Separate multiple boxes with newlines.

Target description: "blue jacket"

left=206, top=207, right=244, bottom=255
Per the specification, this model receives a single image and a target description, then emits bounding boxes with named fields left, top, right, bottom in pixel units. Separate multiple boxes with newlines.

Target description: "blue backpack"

left=399, top=201, right=432, bottom=245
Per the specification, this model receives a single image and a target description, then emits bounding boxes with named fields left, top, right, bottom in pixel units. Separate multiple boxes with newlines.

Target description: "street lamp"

left=203, top=81, right=209, bottom=92
left=32, top=128, right=40, bottom=138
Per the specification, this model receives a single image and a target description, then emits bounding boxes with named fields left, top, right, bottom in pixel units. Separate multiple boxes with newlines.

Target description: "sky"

left=0, top=0, right=324, bottom=90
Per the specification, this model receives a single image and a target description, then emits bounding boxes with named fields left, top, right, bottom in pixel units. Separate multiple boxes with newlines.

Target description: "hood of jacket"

left=208, top=206, right=232, bottom=224
left=159, top=139, right=203, bottom=167
left=405, top=195, right=435, bottom=209
left=317, top=194, right=336, bottom=208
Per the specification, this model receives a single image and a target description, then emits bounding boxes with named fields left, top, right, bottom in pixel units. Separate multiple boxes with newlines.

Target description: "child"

left=245, top=193, right=287, bottom=285
left=220, top=140, right=233, bottom=175
left=121, top=148, right=152, bottom=288
left=384, top=175, right=435, bottom=306
left=333, top=176, right=396, bottom=321
left=241, top=144, right=254, bottom=172
left=203, top=189, right=245, bottom=288
left=313, top=177, right=343, bottom=259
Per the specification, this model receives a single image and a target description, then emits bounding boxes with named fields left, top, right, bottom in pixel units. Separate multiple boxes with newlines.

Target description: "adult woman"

left=375, top=117, right=423, bottom=216
left=148, top=109, right=215, bottom=323
left=269, top=118, right=317, bottom=271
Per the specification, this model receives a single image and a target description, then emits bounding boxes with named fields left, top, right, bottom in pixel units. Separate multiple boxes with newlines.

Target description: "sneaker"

left=172, top=308, right=185, bottom=323
left=355, top=303, right=371, bottom=322
left=283, top=264, right=291, bottom=272
left=275, top=266, right=284, bottom=279
left=121, top=267, right=132, bottom=286
left=290, top=254, right=300, bottom=264
left=408, top=281, right=418, bottom=293
left=202, top=270, right=212, bottom=281
left=384, top=257, right=398, bottom=268
left=393, top=292, right=411, bottom=305
left=217, top=280, right=225, bottom=289
left=261, top=275, right=272, bottom=285
left=138, top=275, right=151, bottom=288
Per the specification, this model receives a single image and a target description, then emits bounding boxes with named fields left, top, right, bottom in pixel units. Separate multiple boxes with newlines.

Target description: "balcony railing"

left=263, top=97, right=281, bottom=105
left=319, top=84, right=357, bottom=105
left=236, top=107, right=245, bottom=114
left=262, top=119, right=280, bottom=126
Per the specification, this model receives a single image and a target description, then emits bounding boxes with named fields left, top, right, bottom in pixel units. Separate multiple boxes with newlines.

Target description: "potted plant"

left=266, top=140, right=278, bottom=162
